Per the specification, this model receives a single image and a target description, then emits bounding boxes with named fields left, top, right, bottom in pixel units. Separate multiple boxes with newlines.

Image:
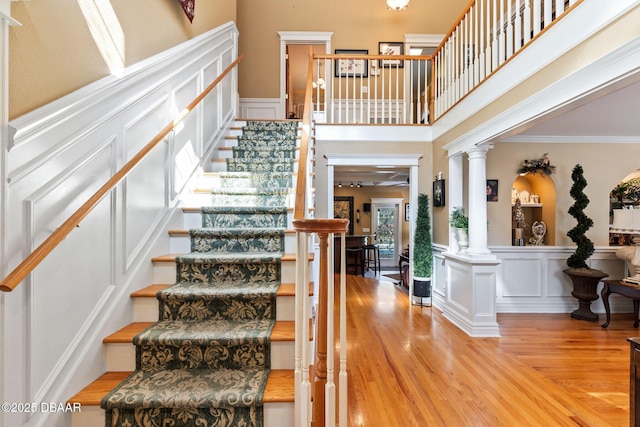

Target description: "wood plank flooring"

left=339, top=274, right=636, bottom=427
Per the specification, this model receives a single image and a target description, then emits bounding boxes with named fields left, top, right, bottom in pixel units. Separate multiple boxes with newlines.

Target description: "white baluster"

left=338, top=232, right=347, bottom=427
left=523, top=0, right=531, bottom=44
left=506, top=0, right=514, bottom=59
left=480, top=0, right=486, bottom=80
left=499, top=0, right=505, bottom=65
left=555, top=0, right=565, bottom=18
left=514, top=0, right=522, bottom=50
left=491, top=0, right=498, bottom=70
left=544, top=0, right=552, bottom=29
left=325, top=235, right=335, bottom=427
left=533, top=0, right=541, bottom=36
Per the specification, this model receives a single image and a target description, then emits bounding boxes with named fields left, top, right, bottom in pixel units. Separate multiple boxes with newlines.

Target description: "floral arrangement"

left=517, top=153, right=556, bottom=176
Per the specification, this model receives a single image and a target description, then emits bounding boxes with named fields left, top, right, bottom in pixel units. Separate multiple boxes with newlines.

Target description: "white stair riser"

left=153, top=259, right=300, bottom=284
left=132, top=293, right=303, bottom=322
left=104, top=341, right=296, bottom=371
left=72, top=402, right=294, bottom=427
left=169, top=232, right=297, bottom=254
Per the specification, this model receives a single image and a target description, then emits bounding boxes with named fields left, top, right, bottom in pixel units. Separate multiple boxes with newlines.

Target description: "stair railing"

left=432, top=0, right=581, bottom=121
left=292, top=48, right=349, bottom=427
left=310, top=53, right=433, bottom=125
left=0, top=54, right=243, bottom=293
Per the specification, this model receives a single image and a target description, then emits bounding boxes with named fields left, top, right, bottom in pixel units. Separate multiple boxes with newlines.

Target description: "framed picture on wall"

left=334, top=49, right=369, bottom=78
left=487, top=179, right=499, bottom=202
left=378, top=42, right=404, bottom=68
left=334, top=196, right=354, bottom=235
left=433, top=179, right=445, bottom=207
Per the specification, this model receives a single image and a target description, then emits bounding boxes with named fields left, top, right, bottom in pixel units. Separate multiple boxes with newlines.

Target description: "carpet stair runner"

left=96, top=120, right=301, bottom=427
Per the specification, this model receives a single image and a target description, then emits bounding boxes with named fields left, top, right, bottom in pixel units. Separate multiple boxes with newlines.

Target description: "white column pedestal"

left=443, top=253, right=502, bottom=337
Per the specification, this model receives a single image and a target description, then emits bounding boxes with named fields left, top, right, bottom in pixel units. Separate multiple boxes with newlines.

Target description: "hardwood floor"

left=338, top=274, right=636, bottom=427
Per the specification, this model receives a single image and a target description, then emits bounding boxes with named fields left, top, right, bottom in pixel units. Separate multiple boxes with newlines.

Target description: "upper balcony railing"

left=433, top=0, right=581, bottom=119
left=306, top=0, right=580, bottom=126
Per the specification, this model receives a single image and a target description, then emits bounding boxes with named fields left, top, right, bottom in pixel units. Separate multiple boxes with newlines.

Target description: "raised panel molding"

left=2, top=23, right=239, bottom=426
left=239, top=98, right=281, bottom=120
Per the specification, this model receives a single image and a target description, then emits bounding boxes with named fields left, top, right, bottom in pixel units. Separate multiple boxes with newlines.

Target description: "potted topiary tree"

left=413, top=193, right=433, bottom=305
left=563, top=164, right=608, bottom=322
left=449, top=206, right=469, bottom=252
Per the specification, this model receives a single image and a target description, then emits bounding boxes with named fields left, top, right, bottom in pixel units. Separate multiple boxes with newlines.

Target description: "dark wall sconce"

left=356, top=209, right=360, bottom=223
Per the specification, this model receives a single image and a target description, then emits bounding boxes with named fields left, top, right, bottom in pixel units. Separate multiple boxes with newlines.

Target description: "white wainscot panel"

left=124, top=100, right=170, bottom=269
left=501, top=257, right=542, bottom=297
left=448, top=261, right=472, bottom=314
left=547, top=256, right=573, bottom=297
left=240, top=98, right=281, bottom=120
left=28, top=148, right=114, bottom=402
left=173, top=74, right=201, bottom=198
left=203, top=59, right=221, bottom=147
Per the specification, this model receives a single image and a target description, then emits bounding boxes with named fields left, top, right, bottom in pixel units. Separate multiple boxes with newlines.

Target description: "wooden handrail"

left=0, top=54, right=244, bottom=293
left=293, top=48, right=314, bottom=220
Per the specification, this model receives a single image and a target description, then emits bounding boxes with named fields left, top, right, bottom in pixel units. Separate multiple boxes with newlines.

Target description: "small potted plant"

left=413, top=193, right=432, bottom=304
left=563, top=164, right=608, bottom=321
left=449, top=206, right=469, bottom=252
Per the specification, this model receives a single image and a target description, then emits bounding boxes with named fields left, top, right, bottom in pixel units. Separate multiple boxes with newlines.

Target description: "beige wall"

left=236, top=0, right=468, bottom=99
left=9, top=0, right=236, bottom=119
left=431, top=7, right=640, bottom=247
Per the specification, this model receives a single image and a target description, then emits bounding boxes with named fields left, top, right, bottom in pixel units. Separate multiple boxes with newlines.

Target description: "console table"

left=601, top=279, right=640, bottom=328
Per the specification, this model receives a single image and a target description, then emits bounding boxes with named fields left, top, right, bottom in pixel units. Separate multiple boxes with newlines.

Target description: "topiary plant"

left=413, top=193, right=433, bottom=278
left=566, top=164, right=595, bottom=270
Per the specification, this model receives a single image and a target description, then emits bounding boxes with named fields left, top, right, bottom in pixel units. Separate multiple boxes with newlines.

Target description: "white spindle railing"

left=294, top=48, right=349, bottom=427
left=433, top=0, right=581, bottom=120
left=313, top=53, right=432, bottom=124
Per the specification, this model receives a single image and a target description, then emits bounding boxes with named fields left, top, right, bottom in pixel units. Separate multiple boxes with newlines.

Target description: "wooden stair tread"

left=276, top=282, right=314, bottom=297
left=103, top=320, right=307, bottom=344
left=152, top=253, right=314, bottom=262
left=130, top=284, right=170, bottom=298
left=263, top=370, right=295, bottom=403
left=68, top=371, right=132, bottom=406
left=103, top=322, right=153, bottom=343
left=69, top=370, right=295, bottom=406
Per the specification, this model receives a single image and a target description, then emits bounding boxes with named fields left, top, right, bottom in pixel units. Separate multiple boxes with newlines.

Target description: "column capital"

left=466, top=144, right=494, bottom=158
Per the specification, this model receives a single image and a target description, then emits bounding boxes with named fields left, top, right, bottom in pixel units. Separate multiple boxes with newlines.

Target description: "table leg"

left=601, top=283, right=612, bottom=328
left=634, top=300, right=639, bottom=328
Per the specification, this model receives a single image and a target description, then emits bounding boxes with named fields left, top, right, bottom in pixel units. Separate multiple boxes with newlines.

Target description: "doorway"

left=371, top=199, right=403, bottom=268
left=278, top=32, right=332, bottom=119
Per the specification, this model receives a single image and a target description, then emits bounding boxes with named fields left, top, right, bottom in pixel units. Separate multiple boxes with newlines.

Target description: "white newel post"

left=466, top=145, right=492, bottom=256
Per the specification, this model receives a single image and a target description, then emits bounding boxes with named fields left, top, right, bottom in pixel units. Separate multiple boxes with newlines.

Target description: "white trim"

left=278, top=31, right=333, bottom=121
left=502, top=135, right=640, bottom=144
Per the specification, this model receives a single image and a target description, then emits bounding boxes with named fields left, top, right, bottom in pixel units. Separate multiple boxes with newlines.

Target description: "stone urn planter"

left=563, top=268, right=608, bottom=322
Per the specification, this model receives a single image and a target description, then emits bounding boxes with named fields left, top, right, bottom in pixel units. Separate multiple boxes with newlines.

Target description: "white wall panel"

left=2, top=22, right=239, bottom=427
left=501, top=257, right=542, bottom=297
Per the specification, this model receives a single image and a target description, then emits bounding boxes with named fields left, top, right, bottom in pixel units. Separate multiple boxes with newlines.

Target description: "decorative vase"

left=455, top=228, right=468, bottom=252
left=563, top=268, right=608, bottom=322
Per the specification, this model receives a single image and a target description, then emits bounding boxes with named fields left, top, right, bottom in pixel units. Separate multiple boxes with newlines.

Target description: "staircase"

left=69, top=120, right=308, bottom=427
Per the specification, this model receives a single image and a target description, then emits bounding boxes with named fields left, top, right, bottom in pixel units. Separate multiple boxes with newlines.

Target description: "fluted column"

left=466, top=145, right=492, bottom=256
